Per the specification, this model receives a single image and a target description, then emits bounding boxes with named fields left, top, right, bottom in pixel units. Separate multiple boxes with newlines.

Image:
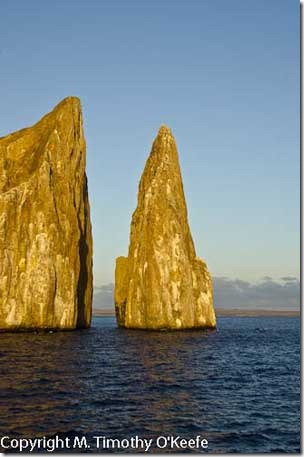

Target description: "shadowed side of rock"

left=0, top=97, right=93, bottom=330
left=115, top=125, right=216, bottom=330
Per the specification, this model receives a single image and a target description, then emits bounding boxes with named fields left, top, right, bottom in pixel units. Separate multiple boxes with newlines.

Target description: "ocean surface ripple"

left=0, top=316, right=300, bottom=453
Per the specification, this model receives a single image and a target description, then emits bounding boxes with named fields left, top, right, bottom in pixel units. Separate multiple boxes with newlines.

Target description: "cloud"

left=93, top=283, right=114, bottom=309
left=280, top=276, right=299, bottom=282
left=93, top=276, right=300, bottom=311
left=261, top=275, right=273, bottom=281
left=213, top=276, right=300, bottom=310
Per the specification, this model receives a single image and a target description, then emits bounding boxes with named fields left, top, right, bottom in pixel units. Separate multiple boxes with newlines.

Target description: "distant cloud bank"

left=93, top=284, right=114, bottom=309
left=213, top=276, right=299, bottom=310
left=93, top=276, right=300, bottom=311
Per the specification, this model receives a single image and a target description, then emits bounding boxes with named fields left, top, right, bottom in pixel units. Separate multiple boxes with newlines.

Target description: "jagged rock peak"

left=157, top=124, right=173, bottom=136
left=0, top=96, right=93, bottom=331
left=115, top=125, right=216, bottom=330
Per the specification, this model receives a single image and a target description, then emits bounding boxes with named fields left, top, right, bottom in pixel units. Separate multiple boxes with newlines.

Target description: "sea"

left=0, top=316, right=300, bottom=453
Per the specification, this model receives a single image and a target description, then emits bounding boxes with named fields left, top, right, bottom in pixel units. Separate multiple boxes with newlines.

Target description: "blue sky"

left=0, top=0, right=299, bottom=286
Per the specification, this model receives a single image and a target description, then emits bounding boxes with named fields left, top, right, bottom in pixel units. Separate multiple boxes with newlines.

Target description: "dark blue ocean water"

left=0, top=317, right=300, bottom=453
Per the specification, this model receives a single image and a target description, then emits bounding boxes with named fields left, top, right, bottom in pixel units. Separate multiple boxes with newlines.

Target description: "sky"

left=0, top=0, right=299, bottom=289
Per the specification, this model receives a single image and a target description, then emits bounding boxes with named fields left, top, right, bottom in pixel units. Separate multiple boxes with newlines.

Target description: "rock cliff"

left=115, top=125, right=216, bottom=330
left=0, top=97, right=93, bottom=330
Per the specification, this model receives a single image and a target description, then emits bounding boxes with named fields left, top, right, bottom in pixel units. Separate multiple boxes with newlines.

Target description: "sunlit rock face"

left=115, top=125, right=216, bottom=330
left=0, top=97, right=93, bottom=330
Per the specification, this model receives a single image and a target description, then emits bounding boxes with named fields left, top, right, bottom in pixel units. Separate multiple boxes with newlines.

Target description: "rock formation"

left=0, top=97, right=93, bottom=330
left=115, top=125, right=216, bottom=330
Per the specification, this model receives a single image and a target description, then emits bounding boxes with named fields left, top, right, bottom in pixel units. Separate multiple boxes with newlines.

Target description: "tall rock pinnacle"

left=0, top=97, right=93, bottom=330
left=115, top=125, right=216, bottom=330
